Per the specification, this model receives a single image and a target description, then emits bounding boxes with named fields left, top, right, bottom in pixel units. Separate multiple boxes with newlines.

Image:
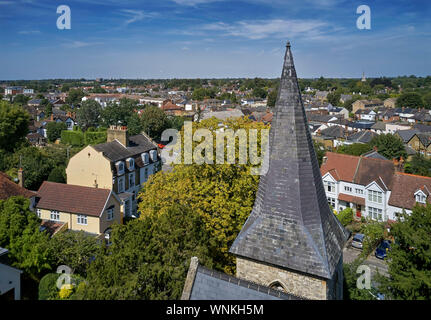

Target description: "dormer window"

left=415, top=190, right=427, bottom=204
left=126, top=158, right=135, bottom=171
left=116, top=161, right=125, bottom=175
left=141, top=153, right=149, bottom=165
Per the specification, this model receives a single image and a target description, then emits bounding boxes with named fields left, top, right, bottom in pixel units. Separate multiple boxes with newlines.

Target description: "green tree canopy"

left=368, top=134, right=407, bottom=160
left=0, top=101, right=30, bottom=152
left=46, top=122, right=67, bottom=142
left=66, top=89, right=85, bottom=106
left=0, top=196, right=52, bottom=279
left=377, top=204, right=431, bottom=299
left=140, top=105, right=170, bottom=140
left=327, top=91, right=341, bottom=106
left=76, top=204, right=214, bottom=299
left=396, top=92, right=424, bottom=109
left=76, top=100, right=102, bottom=131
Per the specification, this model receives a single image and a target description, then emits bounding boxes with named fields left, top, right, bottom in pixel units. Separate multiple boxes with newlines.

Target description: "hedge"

left=84, top=131, right=107, bottom=145
left=38, top=273, right=60, bottom=300
left=61, top=130, right=84, bottom=146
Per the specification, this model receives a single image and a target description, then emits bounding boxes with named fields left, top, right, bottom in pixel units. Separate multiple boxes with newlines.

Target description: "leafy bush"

left=84, top=131, right=107, bottom=145
left=61, top=131, right=84, bottom=146
left=337, top=208, right=354, bottom=227
left=360, top=221, right=385, bottom=257
left=38, top=273, right=60, bottom=300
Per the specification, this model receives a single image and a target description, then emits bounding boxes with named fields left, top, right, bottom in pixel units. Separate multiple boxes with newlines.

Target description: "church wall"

left=236, top=257, right=327, bottom=300
left=325, top=256, right=344, bottom=300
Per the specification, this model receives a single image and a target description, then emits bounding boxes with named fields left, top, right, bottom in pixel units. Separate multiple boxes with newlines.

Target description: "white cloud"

left=202, top=19, right=328, bottom=40
left=171, top=0, right=223, bottom=6
left=18, top=30, right=40, bottom=35
left=119, top=9, right=158, bottom=26
left=63, top=41, right=103, bottom=48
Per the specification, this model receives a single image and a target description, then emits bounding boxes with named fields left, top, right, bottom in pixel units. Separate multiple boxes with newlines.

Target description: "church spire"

left=230, top=41, right=349, bottom=280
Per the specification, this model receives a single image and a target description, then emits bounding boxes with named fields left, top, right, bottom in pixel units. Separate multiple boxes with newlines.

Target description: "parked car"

left=351, top=233, right=365, bottom=249
left=375, top=240, right=391, bottom=260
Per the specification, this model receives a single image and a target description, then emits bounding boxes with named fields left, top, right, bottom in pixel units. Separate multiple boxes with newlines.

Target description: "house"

left=66, top=126, right=161, bottom=218
left=352, top=99, right=383, bottom=113
left=315, top=90, right=329, bottom=101
left=0, top=171, right=36, bottom=208
left=329, top=106, right=349, bottom=119
left=370, top=121, right=386, bottom=134
left=321, top=152, right=395, bottom=220
left=406, top=132, right=431, bottom=157
left=356, top=109, right=376, bottom=122
left=396, top=107, right=417, bottom=123
left=35, top=181, right=121, bottom=242
left=386, top=123, right=412, bottom=135
left=183, top=42, right=348, bottom=301
left=383, top=98, right=397, bottom=108
left=26, top=132, right=46, bottom=146
left=315, top=125, right=348, bottom=148
left=28, top=99, right=43, bottom=107
left=340, top=94, right=353, bottom=104
left=198, top=109, right=244, bottom=122
left=4, top=86, right=23, bottom=96
left=0, top=248, right=22, bottom=300
left=346, top=130, right=378, bottom=144
left=387, top=172, right=431, bottom=218
left=160, top=100, right=184, bottom=115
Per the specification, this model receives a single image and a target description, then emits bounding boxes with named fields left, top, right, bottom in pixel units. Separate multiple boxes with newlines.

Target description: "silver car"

left=351, top=233, right=365, bottom=249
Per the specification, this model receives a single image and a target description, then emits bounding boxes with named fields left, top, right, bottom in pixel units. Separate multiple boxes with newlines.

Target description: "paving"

left=343, top=238, right=389, bottom=278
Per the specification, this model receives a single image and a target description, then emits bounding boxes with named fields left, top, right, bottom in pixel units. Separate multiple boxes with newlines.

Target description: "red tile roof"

left=388, top=172, right=431, bottom=210
left=161, top=101, right=183, bottom=111
left=321, top=152, right=394, bottom=190
left=338, top=193, right=365, bottom=206
left=0, top=172, right=35, bottom=200
left=320, top=152, right=359, bottom=182
left=36, top=181, right=112, bottom=217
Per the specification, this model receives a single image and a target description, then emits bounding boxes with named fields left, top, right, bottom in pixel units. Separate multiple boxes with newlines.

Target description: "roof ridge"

left=395, top=171, right=431, bottom=180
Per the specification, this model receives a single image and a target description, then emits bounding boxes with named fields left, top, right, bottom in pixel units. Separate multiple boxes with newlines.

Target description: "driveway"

left=343, top=239, right=389, bottom=277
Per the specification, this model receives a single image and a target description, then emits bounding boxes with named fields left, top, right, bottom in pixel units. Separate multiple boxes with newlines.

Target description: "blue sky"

left=0, top=0, right=430, bottom=79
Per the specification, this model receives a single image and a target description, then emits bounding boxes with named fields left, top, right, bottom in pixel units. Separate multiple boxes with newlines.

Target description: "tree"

left=126, top=113, right=144, bottom=136
left=76, top=100, right=102, bottom=131
left=47, top=166, right=66, bottom=183
left=368, top=134, right=407, bottom=160
left=13, top=94, right=30, bottom=106
left=267, top=90, right=277, bottom=107
left=140, top=105, right=170, bottom=140
left=252, top=87, right=267, bottom=99
left=336, top=208, right=354, bottom=227
left=66, top=89, right=85, bottom=106
left=343, top=259, right=376, bottom=300
left=396, top=92, right=424, bottom=109
left=77, top=204, right=214, bottom=299
left=10, top=146, right=54, bottom=190
left=46, top=122, right=67, bottom=142
left=101, top=98, right=137, bottom=127
left=377, top=205, right=431, bottom=299
left=404, top=153, right=431, bottom=177
left=313, top=141, right=326, bottom=166
left=0, top=196, right=53, bottom=279
left=0, top=101, right=30, bottom=151
left=423, top=92, right=431, bottom=109
left=337, top=143, right=373, bottom=156
left=327, top=91, right=341, bottom=106
left=48, top=230, right=99, bottom=276
left=359, top=220, right=385, bottom=258
left=138, top=117, right=268, bottom=273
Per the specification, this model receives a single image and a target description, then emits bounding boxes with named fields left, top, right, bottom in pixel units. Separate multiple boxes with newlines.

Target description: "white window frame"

left=106, top=208, right=114, bottom=221
left=368, top=207, right=383, bottom=221
left=77, top=214, right=88, bottom=225
left=355, top=188, right=364, bottom=195
left=324, top=181, right=335, bottom=193
left=50, top=210, right=60, bottom=221
left=414, top=191, right=427, bottom=204
left=126, top=157, right=135, bottom=171
left=116, top=161, right=125, bottom=175
left=368, top=190, right=382, bottom=204
left=118, top=176, right=125, bottom=193
left=327, top=197, right=336, bottom=207
left=36, top=208, right=41, bottom=218
left=344, top=186, right=352, bottom=192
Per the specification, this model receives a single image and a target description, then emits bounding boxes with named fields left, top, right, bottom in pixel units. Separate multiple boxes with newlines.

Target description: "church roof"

left=182, top=257, right=303, bottom=300
left=229, top=42, right=349, bottom=280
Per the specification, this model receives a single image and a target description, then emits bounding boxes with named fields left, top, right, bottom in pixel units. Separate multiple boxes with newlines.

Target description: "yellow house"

left=66, top=126, right=161, bottom=218
left=352, top=99, right=383, bottom=114
left=36, top=181, right=122, bottom=242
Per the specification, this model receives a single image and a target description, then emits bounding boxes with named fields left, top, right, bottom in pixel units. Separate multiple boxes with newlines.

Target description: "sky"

left=0, top=0, right=430, bottom=79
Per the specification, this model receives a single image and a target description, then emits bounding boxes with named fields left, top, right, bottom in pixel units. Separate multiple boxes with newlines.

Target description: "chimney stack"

left=18, top=168, right=24, bottom=188
left=107, top=125, right=129, bottom=147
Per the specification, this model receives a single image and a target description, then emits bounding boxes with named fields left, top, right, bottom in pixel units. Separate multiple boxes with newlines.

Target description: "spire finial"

left=286, top=40, right=291, bottom=48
